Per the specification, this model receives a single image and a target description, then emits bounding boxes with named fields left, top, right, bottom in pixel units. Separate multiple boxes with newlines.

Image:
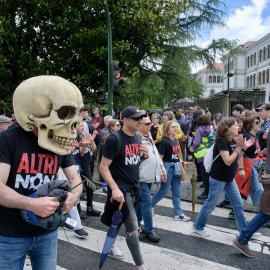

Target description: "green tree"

left=0, top=0, right=235, bottom=110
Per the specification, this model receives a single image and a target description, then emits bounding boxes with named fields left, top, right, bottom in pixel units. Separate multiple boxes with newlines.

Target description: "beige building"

left=196, top=63, right=224, bottom=97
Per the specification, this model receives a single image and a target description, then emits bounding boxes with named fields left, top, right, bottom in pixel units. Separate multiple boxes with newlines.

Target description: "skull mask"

left=13, top=75, right=83, bottom=155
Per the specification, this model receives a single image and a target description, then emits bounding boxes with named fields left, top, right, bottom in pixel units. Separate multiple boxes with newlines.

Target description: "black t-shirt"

left=102, top=130, right=141, bottom=189
left=158, top=138, right=180, bottom=163
left=243, top=132, right=260, bottom=159
left=210, top=137, right=237, bottom=182
left=0, top=123, right=75, bottom=237
left=72, top=134, right=81, bottom=166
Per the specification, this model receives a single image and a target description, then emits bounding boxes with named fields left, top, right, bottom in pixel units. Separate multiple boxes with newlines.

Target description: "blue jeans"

left=0, top=230, right=58, bottom=270
left=194, top=176, right=247, bottom=232
left=249, top=161, right=263, bottom=204
left=135, top=182, right=154, bottom=233
left=239, top=211, right=270, bottom=244
left=152, top=166, right=183, bottom=216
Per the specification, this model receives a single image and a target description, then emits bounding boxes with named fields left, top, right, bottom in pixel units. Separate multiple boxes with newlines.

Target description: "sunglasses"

left=254, top=120, right=261, bottom=125
left=129, top=116, right=143, bottom=121
left=143, top=123, right=152, bottom=126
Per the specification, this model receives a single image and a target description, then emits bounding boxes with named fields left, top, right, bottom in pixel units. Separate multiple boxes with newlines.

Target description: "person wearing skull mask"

left=0, top=76, right=83, bottom=270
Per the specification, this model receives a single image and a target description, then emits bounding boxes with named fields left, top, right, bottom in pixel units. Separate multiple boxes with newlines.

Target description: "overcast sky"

left=193, top=0, right=270, bottom=71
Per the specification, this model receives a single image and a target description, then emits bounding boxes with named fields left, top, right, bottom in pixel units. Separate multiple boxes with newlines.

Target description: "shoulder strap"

left=110, top=132, right=122, bottom=156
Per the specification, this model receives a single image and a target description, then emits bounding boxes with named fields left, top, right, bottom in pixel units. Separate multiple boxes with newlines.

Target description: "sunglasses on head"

left=254, top=120, right=261, bottom=125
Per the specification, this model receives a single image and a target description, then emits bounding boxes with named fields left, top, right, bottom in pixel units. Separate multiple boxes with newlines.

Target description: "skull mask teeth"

left=13, top=76, right=83, bottom=155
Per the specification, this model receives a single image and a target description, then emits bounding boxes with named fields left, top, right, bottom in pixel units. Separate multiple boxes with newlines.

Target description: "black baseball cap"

left=121, top=106, right=147, bottom=120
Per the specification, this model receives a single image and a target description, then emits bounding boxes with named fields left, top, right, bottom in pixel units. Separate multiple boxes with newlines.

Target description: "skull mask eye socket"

left=57, top=106, right=76, bottom=120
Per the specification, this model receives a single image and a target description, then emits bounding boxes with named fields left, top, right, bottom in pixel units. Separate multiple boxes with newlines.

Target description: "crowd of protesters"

left=1, top=99, right=270, bottom=270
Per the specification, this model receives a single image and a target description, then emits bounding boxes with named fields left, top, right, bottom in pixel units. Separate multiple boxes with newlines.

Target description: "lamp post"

left=227, top=56, right=234, bottom=113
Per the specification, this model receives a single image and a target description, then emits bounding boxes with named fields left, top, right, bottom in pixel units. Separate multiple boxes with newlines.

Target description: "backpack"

left=203, top=143, right=220, bottom=173
left=96, top=131, right=142, bottom=182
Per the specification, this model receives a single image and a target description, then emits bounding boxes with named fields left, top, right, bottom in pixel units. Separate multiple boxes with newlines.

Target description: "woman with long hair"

left=152, top=121, right=192, bottom=221
left=230, top=115, right=264, bottom=218
left=192, top=117, right=259, bottom=238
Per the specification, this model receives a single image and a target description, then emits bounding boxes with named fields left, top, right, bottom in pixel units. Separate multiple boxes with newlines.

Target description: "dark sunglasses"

left=143, top=123, right=152, bottom=126
left=129, top=116, right=143, bottom=121
left=254, top=120, right=261, bottom=125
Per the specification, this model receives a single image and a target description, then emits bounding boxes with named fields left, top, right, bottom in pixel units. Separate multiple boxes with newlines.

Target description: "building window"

left=208, top=76, right=212, bottom=83
left=213, top=75, right=216, bottom=83
left=254, top=52, right=256, bottom=64
left=263, top=70, right=266, bottom=84
left=267, top=69, right=270, bottom=83
left=259, top=72, right=262, bottom=85
left=268, top=45, right=270, bottom=59
left=247, top=76, right=249, bottom=88
left=247, top=56, right=250, bottom=68
left=210, top=89, right=215, bottom=95
left=217, top=76, right=220, bottom=83
left=259, top=49, right=262, bottom=62
left=253, top=74, right=256, bottom=87
left=221, top=76, right=223, bottom=83
left=250, top=76, right=253, bottom=88
left=250, top=54, right=253, bottom=66
left=264, top=47, right=266, bottom=61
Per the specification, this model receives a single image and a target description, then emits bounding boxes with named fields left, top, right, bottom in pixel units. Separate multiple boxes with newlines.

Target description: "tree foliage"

left=0, top=0, right=236, bottom=111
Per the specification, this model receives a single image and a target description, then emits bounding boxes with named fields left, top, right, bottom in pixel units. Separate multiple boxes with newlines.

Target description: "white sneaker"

left=235, top=232, right=262, bottom=240
left=174, top=214, right=191, bottom=222
left=251, top=232, right=262, bottom=240
left=109, top=245, right=125, bottom=260
left=152, top=208, right=155, bottom=217
left=192, top=226, right=210, bottom=237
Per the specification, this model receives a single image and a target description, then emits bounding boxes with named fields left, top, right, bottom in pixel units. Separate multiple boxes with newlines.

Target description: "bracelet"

left=182, top=161, right=185, bottom=166
left=239, top=167, right=244, bottom=170
left=241, top=148, right=246, bottom=153
left=235, top=150, right=240, bottom=154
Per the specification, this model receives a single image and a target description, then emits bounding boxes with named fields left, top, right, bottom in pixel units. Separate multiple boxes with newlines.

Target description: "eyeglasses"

left=254, top=120, right=261, bottom=125
left=114, top=124, right=120, bottom=127
left=128, top=116, right=143, bottom=121
left=143, top=123, right=152, bottom=126
left=170, top=126, right=177, bottom=129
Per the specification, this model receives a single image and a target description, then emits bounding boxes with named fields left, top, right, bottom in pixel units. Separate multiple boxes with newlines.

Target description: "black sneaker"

left=87, top=208, right=101, bottom=217
left=199, top=183, right=205, bottom=188
left=74, top=228, right=88, bottom=238
left=139, top=224, right=145, bottom=234
left=197, top=193, right=208, bottom=200
left=145, top=231, right=160, bottom=242
left=64, top=224, right=74, bottom=231
left=219, top=200, right=230, bottom=207
left=228, top=209, right=235, bottom=220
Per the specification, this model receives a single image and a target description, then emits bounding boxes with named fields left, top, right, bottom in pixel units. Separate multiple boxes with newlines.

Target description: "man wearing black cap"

left=0, top=115, right=11, bottom=132
left=256, top=103, right=270, bottom=150
left=100, top=106, right=149, bottom=270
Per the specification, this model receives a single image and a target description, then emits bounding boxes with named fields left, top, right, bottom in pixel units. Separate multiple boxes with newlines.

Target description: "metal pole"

left=227, top=56, right=230, bottom=114
left=105, top=3, right=113, bottom=115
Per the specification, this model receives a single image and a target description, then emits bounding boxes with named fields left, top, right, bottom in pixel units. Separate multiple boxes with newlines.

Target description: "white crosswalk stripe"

left=24, top=192, right=270, bottom=269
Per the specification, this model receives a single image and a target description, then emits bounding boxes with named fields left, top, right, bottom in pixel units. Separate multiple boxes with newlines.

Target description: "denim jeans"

left=194, top=176, right=247, bottom=232
left=152, top=166, right=183, bottom=216
left=249, top=160, right=263, bottom=204
left=238, top=211, right=270, bottom=245
left=135, top=182, right=154, bottom=233
left=0, top=229, right=58, bottom=270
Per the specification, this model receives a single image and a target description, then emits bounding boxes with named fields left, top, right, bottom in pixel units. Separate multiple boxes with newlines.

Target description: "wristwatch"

left=72, top=192, right=80, bottom=206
